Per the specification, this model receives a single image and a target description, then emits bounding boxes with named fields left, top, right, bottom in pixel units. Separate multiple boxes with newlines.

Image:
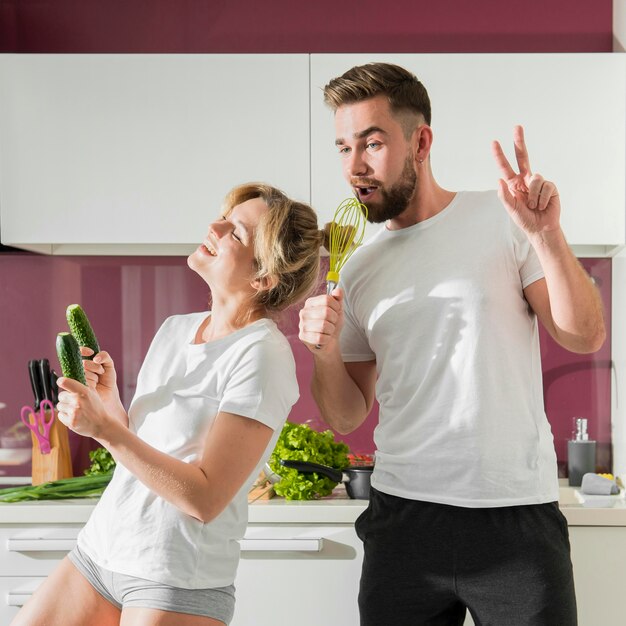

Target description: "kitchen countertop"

left=1, top=484, right=625, bottom=526
left=556, top=483, right=626, bottom=526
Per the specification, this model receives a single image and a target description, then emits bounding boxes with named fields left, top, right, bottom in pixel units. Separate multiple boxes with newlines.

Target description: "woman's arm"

left=56, top=377, right=273, bottom=522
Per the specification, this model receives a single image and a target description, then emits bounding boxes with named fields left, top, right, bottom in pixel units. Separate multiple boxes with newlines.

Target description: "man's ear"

left=251, top=274, right=278, bottom=293
left=413, top=124, right=433, bottom=164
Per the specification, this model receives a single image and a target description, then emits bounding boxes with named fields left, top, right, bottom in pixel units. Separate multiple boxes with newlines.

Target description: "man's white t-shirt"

left=77, top=313, right=298, bottom=588
left=340, top=190, right=558, bottom=507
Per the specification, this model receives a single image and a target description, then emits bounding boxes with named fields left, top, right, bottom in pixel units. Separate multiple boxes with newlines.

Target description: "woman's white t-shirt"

left=77, top=312, right=298, bottom=588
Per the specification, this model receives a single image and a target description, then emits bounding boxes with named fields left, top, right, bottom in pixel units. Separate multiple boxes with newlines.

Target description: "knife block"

left=28, top=409, right=73, bottom=485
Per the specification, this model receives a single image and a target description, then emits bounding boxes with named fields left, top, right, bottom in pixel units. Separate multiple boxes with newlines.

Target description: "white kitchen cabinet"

left=311, top=53, right=626, bottom=256
left=231, top=524, right=362, bottom=626
left=0, top=54, right=310, bottom=255
left=569, top=526, right=626, bottom=626
left=2, top=54, right=624, bottom=257
left=0, top=523, right=84, bottom=624
left=2, top=493, right=626, bottom=625
left=0, top=512, right=363, bottom=625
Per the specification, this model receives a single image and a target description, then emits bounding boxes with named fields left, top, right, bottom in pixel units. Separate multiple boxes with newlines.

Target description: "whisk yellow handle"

left=326, top=270, right=339, bottom=285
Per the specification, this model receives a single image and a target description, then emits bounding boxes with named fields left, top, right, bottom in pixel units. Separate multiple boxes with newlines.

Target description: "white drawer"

left=232, top=525, right=362, bottom=626
left=0, top=524, right=363, bottom=626
left=241, top=524, right=361, bottom=557
left=0, top=576, right=45, bottom=623
left=0, top=526, right=81, bottom=576
left=0, top=523, right=345, bottom=577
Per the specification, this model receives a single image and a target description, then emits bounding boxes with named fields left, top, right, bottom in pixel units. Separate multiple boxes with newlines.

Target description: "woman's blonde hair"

left=223, top=183, right=325, bottom=319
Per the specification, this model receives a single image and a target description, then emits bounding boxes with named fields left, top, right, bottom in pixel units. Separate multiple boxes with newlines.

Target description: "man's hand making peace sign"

left=492, top=125, right=560, bottom=237
left=490, top=124, right=605, bottom=355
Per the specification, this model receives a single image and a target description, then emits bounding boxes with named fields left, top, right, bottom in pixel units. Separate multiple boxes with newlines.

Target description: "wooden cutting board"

left=247, top=471, right=275, bottom=502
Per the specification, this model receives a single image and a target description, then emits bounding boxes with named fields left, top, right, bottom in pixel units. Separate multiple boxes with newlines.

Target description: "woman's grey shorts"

left=68, top=544, right=236, bottom=624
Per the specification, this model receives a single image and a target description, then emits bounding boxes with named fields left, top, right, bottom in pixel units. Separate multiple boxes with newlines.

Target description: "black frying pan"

left=280, top=459, right=373, bottom=499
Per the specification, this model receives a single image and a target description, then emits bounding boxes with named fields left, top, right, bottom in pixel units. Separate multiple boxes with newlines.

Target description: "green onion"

left=0, top=472, right=113, bottom=503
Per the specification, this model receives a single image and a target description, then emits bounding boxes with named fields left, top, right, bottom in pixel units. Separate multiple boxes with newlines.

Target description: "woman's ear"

left=251, top=274, right=278, bottom=293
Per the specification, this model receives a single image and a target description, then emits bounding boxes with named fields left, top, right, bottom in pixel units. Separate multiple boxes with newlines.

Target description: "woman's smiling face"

left=188, top=197, right=268, bottom=295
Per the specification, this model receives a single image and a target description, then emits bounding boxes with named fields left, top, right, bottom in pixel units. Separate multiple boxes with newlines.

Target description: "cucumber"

left=66, top=304, right=100, bottom=358
left=56, top=332, right=87, bottom=385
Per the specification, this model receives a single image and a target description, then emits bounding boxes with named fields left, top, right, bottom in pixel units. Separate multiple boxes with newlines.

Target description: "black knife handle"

left=39, top=358, right=54, bottom=404
left=28, top=359, right=44, bottom=409
left=49, top=369, right=60, bottom=404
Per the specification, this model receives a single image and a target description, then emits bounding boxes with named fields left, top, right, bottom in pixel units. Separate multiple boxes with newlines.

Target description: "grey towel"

left=580, top=473, right=619, bottom=495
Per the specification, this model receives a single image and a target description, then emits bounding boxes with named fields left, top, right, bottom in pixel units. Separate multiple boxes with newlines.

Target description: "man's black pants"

left=356, top=487, right=577, bottom=626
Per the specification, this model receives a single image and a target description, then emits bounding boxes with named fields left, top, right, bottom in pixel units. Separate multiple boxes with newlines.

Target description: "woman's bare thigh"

left=10, top=556, right=121, bottom=626
left=121, top=608, right=225, bottom=626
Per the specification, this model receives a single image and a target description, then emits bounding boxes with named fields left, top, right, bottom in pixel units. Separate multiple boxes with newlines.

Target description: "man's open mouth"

left=355, top=186, right=377, bottom=200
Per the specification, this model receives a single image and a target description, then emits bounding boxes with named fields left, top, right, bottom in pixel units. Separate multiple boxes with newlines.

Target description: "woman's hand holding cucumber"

left=56, top=375, right=118, bottom=441
left=56, top=304, right=129, bottom=434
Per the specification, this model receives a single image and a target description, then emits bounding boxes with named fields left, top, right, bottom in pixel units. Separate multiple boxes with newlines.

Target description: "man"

left=298, top=63, right=604, bottom=625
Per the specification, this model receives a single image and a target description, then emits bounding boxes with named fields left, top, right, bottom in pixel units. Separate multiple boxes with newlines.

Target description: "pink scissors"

left=20, top=399, right=55, bottom=454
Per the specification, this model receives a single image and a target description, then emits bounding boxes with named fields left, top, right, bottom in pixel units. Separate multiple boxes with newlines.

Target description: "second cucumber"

left=66, top=304, right=100, bottom=358
left=56, top=332, right=87, bottom=385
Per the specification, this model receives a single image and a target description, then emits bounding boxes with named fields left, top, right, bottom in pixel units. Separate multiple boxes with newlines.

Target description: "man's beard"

left=360, top=155, right=418, bottom=224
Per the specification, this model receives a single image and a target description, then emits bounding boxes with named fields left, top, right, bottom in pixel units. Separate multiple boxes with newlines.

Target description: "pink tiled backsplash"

left=0, top=253, right=611, bottom=477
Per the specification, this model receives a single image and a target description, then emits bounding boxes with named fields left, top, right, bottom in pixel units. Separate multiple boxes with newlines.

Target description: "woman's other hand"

left=56, top=377, right=115, bottom=440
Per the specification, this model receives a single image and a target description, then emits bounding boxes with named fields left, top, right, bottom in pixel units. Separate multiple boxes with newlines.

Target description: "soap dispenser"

left=567, top=417, right=596, bottom=487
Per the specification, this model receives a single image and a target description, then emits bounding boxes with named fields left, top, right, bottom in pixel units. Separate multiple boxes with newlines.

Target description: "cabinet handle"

left=7, top=591, right=33, bottom=607
left=7, top=537, right=323, bottom=553
left=239, top=538, right=323, bottom=552
left=7, top=538, right=77, bottom=552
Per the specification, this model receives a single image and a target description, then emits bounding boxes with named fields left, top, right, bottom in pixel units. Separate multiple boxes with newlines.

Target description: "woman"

left=12, top=183, right=324, bottom=626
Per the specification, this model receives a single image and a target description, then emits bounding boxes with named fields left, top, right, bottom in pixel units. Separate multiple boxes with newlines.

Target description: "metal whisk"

left=325, top=198, right=368, bottom=295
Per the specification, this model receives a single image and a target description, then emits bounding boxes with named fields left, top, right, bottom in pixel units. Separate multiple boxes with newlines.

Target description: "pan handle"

left=279, top=459, right=343, bottom=483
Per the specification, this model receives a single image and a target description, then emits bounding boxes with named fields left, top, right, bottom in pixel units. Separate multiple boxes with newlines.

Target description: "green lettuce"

left=269, top=421, right=350, bottom=500
left=84, top=446, right=116, bottom=476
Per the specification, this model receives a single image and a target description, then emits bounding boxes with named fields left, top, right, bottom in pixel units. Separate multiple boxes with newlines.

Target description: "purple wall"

left=0, top=255, right=212, bottom=474
left=0, top=254, right=613, bottom=477
left=0, top=0, right=612, bottom=53
left=0, top=0, right=615, bottom=477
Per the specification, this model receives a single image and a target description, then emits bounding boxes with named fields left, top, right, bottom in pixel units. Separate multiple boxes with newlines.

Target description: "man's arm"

left=299, top=287, right=377, bottom=434
left=311, top=351, right=377, bottom=434
left=523, top=232, right=605, bottom=353
left=492, top=125, right=606, bottom=354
